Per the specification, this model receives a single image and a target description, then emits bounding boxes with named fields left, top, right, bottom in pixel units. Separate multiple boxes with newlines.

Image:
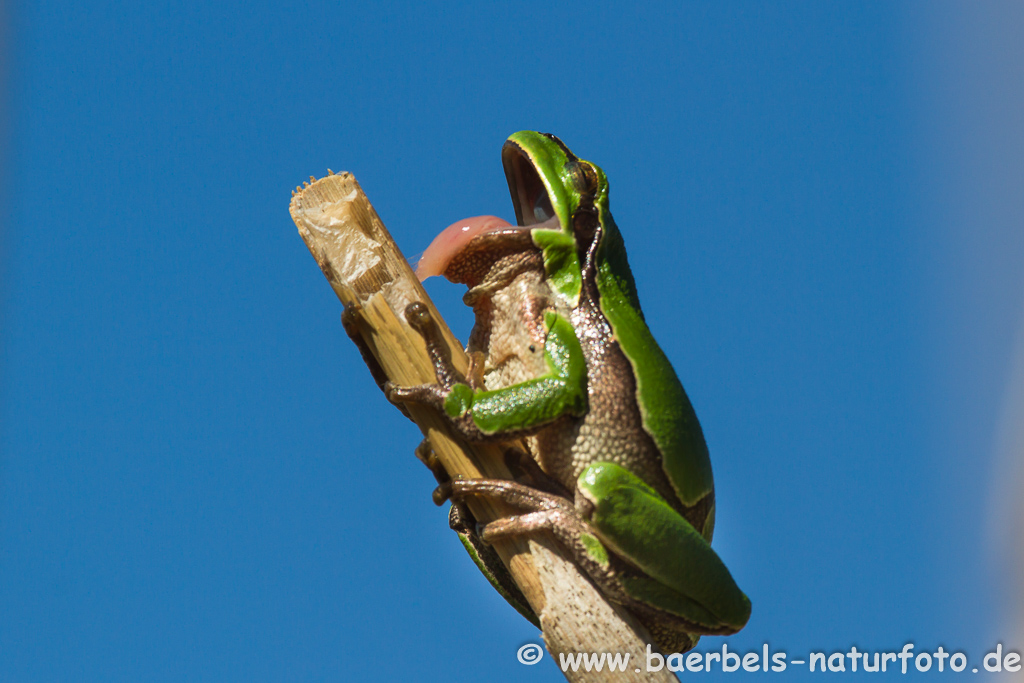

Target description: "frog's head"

left=416, top=131, right=609, bottom=304
left=501, top=131, right=609, bottom=235
left=501, top=131, right=611, bottom=303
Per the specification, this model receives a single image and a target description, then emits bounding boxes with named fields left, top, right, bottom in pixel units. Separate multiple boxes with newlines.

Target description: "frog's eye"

left=565, top=161, right=599, bottom=198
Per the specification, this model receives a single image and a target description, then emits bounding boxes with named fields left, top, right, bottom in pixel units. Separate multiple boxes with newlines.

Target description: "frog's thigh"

left=580, top=462, right=751, bottom=631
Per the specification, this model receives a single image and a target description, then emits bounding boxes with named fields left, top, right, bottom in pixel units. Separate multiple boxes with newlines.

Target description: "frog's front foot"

left=382, top=301, right=472, bottom=412
left=383, top=380, right=448, bottom=410
left=404, top=302, right=462, bottom=389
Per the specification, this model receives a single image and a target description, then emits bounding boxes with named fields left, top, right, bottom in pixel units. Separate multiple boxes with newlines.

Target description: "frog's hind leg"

left=436, top=476, right=748, bottom=639
left=413, top=441, right=540, bottom=628
left=447, top=501, right=540, bottom=628
left=434, top=479, right=636, bottom=608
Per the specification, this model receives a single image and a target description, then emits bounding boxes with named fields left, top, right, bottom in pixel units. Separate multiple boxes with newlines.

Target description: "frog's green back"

left=594, top=209, right=714, bottom=509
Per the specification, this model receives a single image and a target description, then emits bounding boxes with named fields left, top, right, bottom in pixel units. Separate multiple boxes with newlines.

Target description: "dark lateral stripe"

left=542, top=132, right=578, bottom=162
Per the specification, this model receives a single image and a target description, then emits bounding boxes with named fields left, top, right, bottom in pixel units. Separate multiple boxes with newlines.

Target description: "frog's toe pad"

left=432, top=482, right=453, bottom=505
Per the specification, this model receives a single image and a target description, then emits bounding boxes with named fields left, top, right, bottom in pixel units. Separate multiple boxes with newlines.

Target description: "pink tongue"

left=415, top=215, right=513, bottom=281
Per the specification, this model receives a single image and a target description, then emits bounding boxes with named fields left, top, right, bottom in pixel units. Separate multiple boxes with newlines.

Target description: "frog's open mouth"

left=415, top=146, right=559, bottom=281
left=502, top=142, right=556, bottom=227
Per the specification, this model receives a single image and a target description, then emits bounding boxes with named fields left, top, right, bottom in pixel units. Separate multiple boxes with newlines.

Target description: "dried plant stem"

left=289, top=171, right=675, bottom=682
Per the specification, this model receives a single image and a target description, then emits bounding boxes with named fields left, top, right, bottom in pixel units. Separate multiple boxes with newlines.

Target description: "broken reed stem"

left=289, top=171, right=675, bottom=683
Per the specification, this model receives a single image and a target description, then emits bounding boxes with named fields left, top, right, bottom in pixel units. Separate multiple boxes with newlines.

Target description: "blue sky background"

left=3, top=2, right=1022, bottom=680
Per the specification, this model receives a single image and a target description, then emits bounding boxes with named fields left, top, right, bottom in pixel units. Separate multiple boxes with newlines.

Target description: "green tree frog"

left=389, top=131, right=750, bottom=653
